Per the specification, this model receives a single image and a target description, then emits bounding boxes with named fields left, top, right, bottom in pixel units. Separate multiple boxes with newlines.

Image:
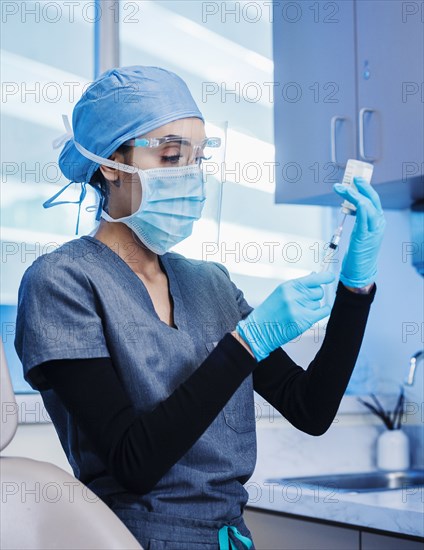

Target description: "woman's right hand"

left=235, top=271, right=335, bottom=362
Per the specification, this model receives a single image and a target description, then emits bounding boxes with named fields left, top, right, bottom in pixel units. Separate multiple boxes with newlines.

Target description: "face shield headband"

left=43, top=115, right=139, bottom=234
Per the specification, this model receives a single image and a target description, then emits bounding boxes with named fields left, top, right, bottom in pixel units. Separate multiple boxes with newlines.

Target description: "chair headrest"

left=1, top=341, right=18, bottom=451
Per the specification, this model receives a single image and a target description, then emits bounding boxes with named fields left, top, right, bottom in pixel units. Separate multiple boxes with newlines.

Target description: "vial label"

left=341, top=160, right=374, bottom=214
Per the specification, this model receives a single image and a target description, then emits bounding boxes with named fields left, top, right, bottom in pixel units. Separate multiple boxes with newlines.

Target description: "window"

left=120, top=0, right=331, bottom=306
left=2, top=0, right=331, bottom=395
left=1, top=0, right=95, bottom=392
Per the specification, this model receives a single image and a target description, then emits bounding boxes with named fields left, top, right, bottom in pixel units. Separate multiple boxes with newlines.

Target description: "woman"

left=14, top=66, right=385, bottom=550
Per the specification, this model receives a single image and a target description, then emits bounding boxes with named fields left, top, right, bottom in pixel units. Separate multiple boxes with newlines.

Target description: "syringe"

left=321, top=213, right=347, bottom=271
left=320, top=159, right=374, bottom=273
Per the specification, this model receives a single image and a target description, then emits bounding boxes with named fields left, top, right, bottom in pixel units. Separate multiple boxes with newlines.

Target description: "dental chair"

left=0, top=342, right=143, bottom=550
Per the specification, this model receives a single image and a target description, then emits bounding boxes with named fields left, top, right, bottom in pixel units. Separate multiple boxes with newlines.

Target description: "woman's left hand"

left=333, top=177, right=386, bottom=288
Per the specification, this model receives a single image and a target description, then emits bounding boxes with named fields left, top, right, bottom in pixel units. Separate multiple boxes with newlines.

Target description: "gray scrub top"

left=14, top=236, right=256, bottom=524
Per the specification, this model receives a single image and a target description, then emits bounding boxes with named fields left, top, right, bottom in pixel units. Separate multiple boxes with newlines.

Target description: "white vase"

left=377, top=429, right=410, bottom=470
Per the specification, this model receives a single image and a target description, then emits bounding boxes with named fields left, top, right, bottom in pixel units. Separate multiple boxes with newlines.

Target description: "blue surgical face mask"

left=101, top=163, right=206, bottom=255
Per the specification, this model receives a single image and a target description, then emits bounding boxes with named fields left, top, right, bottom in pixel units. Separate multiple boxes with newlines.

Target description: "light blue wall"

left=352, top=207, right=423, bottom=465
left=347, top=208, right=423, bottom=403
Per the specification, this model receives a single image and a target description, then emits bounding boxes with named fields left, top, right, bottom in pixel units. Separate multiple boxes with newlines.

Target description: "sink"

left=266, top=469, right=424, bottom=493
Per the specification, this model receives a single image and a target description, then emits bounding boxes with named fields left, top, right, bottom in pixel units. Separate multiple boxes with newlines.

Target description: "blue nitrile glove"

left=333, top=177, right=386, bottom=288
left=236, top=271, right=335, bottom=362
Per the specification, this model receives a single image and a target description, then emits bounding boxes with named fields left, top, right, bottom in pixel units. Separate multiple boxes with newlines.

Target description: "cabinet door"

left=355, top=0, right=424, bottom=199
left=274, top=0, right=357, bottom=206
left=244, top=508, right=359, bottom=550
left=362, top=531, right=424, bottom=550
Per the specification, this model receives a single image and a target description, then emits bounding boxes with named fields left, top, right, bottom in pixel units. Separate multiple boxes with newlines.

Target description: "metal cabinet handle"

left=359, top=108, right=377, bottom=162
left=330, top=116, right=347, bottom=166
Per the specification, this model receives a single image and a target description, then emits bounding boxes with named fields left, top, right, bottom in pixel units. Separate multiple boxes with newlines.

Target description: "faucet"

left=405, top=350, right=424, bottom=385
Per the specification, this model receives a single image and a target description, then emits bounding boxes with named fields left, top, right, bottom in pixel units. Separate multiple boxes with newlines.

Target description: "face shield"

left=46, top=116, right=226, bottom=257
left=111, top=118, right=226, bottom=258
left=183, top=120, right=226, bottom=260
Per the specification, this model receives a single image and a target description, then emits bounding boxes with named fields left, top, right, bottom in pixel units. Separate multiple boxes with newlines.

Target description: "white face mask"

left=101, top=164, right=206, bottom=255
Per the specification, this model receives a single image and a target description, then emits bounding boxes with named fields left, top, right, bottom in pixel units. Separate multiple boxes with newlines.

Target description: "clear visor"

left=174, top=120, right=226, bottom=259
left=121, top=119, right=227, bottom=259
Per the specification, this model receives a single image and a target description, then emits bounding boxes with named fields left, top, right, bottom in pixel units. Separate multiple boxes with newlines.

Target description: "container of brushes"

left=358, top=389, right=410, bottom=470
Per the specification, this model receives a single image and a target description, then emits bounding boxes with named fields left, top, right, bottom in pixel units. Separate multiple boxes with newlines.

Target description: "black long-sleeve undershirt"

left=37, top=281, right=375, bottom=495
left=252, top=281, right=376, bottom=435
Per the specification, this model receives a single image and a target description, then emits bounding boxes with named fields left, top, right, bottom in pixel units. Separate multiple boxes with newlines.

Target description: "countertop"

left=246, top=469, right=424, bottom=538
left=246, top=414, right=424, bottom=538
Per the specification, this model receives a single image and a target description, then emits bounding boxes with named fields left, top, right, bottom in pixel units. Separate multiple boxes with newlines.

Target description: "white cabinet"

left=244, top=508, right=424, bottom=550
left=245, top=508, right=359, bottom=549
left=273, top=0, right=424, bottom=209
left=362, top=532, right=424, bottom=550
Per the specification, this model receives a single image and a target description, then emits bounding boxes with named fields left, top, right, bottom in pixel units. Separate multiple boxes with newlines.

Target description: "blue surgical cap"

left=58, top=66, right=204, bottom=184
